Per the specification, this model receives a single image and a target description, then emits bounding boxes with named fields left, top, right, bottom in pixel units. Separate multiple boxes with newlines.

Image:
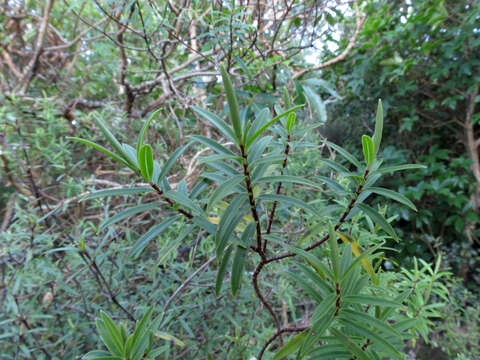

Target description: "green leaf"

left=155, top=332, right=185, bottom=347
left=156, top=142, right=192, bottom=184
left=302, top=312, right=335, bottom=355
left=245, top=104, right=304, bottom=149
left=374, top=163, right=427, bottom=174
left=221, top=65, right=243, bottom=143
left=357, top=203, right=398, bottom=240
left=68, top=137, right=133, bottom=169
left=339, top=317, right=402, bottom=358
left=92, top=116, right=129, bottom=164
left=99, top=312, right=124, bottom=355
left=191, top=135, right=236, bottom=157
left=297, top=262, right=333, bottom=297
left=259, top=194, right=318, bottom=216
left=324, top=140, right=362, bottom=169
left=191, top=106, right=237, bottom=143
left=361, top=135, right=375, bottom=167
left=96, top=318, right=122, bottom=356
left=286, top=270, right=324, bottom=303
left=327, top=223, right=340, bottom=280
left=307, top=345, right=350, bottom=358
left=82, top=350, right=122, bottom=360
left=137, top=109, right=160, bottom=153
left=330, top=328, right=369, bottom=360
left=129, top=308, right=154, bottom=360
left=373, top=99, right=383, bottom=154
left=343, top=295, right=401, bottom=308
left=339, top=309, right=402, bottom=339
left=272, top=331, right=308, bottom=360
left=303, top=85, right=327, bottom=123
left=100, top=202, right=163, bottom=230
left=340, top=242, right=382, bottom=283
left=231, top=245, right=247, bottom=297
left=286, top=112, right=296, bottom=132
left=81, top=187, right=152, bottom=201
left=165, top=190, right=204, bottom=216
left=291, top=247, right=335, bottom=281
left=208, top=174, right=244, bottom=211
left=130, top=216, right=180, bottom=258
left=303, top=78, right=341, bottom=99
left=215, top=245, right=233, bottom=297
left=138, top=144, right=154, bottom=182
left=283, top=86, right=291, bottom=108
left=121, top=144, right=138, bottom=167
left=317, top=176, right=347, bottom=195
left=368, top=187, right=417, bottom=211
left=254, top=175, right=324, bottom=191
left=320, top=159, right=350, bottom=174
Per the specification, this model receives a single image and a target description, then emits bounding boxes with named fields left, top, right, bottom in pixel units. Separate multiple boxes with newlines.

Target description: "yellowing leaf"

left=337, top=232, right=377, bottom=283
left=155, top=331, right=185, bottom=347
left=208, top=215, right=254, bottom=232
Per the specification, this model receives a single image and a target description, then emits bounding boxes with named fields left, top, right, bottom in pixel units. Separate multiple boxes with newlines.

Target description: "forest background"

left=0, top=0, right=479, bottom=359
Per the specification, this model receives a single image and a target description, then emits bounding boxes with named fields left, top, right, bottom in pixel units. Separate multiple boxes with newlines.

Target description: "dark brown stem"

left=334, top=282, right=341, bottom=316
left=253, top=261, right=281, bottom=332
left=79, top=250, right=135, bottom=321
left=239, top=144, right=265, bottom=258
left=265, top=133, right=291, bottom=244
left=258, top=326, right=309, bottom=359
left=349, top=338, right=371, bottom=359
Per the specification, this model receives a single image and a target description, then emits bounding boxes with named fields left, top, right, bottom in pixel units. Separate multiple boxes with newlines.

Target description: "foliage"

left=327, top=0, right=480, bottom=282
left=69, top=66, right=444, bottom=359
left=1, top=0, right=477, bottom=359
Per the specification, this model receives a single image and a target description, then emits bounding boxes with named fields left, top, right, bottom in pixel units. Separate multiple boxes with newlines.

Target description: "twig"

left=162, top=255, right=216, bottom=313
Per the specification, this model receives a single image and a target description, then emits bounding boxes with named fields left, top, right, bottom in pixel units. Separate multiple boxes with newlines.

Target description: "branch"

left=266, top=169, right=369, bottom=264
left=293, top=0, right=366, bottom=79
left=162, top=255, right=216, bottom=313
left=16, top=0, right=54, bottom=94
left=258, top=326, right=309, bottom=359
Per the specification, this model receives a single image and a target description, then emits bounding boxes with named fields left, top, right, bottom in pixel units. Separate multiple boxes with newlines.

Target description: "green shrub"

left=71, top=66, right=447, bottom=359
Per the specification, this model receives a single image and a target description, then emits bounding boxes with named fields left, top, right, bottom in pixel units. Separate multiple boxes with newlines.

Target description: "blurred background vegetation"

left=0, top=0, right=479, bottom=359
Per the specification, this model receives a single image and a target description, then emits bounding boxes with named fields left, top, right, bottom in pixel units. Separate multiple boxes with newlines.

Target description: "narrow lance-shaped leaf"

left=245, top=104, right=304, bottom=149
left=303, top=85, right=327, bottom=123
left=130, top=216, right=180, bottom=258
left=68, top=137, right=133, bottom=170
left=373, top=99, right=383, bottom=154
left=283, top=86, right=291, bottom=109
left=357, top=203, right=398, bottom=241
left=138, top=144, right=154, bottom=182
left=220, top=65, right=243, bottom=144
left=286, top=112, right=296, bottom=132
left=100, top=202, right=163, bottom=230
left=361, top=135, right=375, bottom=167
left=330, top=328, right=369, bottom=360
left=92, top=116, right=134, bottom=167
left=137, top=109, right=160, bottom=153
left=272, top=331, right=308, bottom=360
left=374, top=163, right=427, bottom=174
left=231, top=245, right=247, bottom=297
left=191, top=106, right=237, bottom=143
left=215, top=245, right=233, bottom=297
left=156, top=142, right=193, bottom=184
left=328, top=222, right=340, bottom=280
left=368, top=187, right=417, bottom=211
left=208, top=175, right=244, bottom=211
left=324, top=140, right=362, bottom=169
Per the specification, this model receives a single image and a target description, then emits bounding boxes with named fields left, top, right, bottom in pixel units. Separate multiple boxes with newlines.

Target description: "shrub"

left=72, top=66, right=446, bottom=359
